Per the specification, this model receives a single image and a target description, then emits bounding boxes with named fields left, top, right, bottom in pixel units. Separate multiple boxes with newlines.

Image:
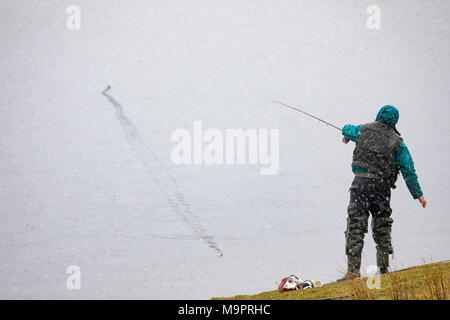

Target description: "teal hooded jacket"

left=342, top=105, right=423, bottom=199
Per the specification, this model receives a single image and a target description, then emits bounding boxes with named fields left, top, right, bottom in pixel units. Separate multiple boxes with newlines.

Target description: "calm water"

left=0, top=0, right=448, bottom=299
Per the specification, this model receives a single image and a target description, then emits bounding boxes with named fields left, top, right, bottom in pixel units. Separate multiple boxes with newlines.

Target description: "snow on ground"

left=0, top=0, right=449, bottom=299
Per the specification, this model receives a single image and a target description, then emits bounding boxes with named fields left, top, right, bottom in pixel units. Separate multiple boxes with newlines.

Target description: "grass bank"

left=213, top=261, right=449, bottom=300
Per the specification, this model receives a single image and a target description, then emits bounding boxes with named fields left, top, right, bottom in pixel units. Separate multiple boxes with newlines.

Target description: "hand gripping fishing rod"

left=269, top=99, right=350, bottom=143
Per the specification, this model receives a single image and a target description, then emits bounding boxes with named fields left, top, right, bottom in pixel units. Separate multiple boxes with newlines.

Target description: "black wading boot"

left=376, top=249, right=390, bottom=275
left=337, top=254, right=361, bottom=281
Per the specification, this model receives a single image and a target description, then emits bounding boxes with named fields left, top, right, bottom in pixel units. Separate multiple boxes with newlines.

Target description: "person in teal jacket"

left=343, top=106, right=425, bottom=200
left=338, top=105, right=426, bottom=281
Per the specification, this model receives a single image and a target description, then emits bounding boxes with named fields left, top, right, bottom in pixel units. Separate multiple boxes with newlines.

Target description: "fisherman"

left=337, top=105, right=426, bottom=281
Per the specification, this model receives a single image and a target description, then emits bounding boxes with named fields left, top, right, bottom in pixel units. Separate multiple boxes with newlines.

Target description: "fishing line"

left=102, top=85, right=223, bottom=256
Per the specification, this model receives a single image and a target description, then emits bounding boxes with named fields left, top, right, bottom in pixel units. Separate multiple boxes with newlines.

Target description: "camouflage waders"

left=343, top=175, right=393, bottom=278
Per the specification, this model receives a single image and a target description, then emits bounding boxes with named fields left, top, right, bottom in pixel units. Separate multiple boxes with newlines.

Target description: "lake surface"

left=0, top=0, right=448, bottom=299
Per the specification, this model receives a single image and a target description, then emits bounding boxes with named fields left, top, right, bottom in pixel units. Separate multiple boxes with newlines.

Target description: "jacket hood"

left=376, top=105, right=400, bottom=135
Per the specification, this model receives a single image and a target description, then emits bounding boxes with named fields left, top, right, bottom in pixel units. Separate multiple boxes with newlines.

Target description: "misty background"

left=0, top=0, right=448, bottom=299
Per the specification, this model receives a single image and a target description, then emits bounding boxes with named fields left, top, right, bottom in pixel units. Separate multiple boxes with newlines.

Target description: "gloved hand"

left=419, top=196, right=427, bottom=208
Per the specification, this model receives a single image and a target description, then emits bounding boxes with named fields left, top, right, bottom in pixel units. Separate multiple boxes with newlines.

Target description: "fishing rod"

left=270, top=99, right=342, bottom=131
left=269, top=99, right=349, bottom=143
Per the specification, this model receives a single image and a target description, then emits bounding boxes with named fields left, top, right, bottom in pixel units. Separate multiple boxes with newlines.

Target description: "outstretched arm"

left=342, top=124, right=362, bottom=143
left=396, top=142, right=426, bottom=207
